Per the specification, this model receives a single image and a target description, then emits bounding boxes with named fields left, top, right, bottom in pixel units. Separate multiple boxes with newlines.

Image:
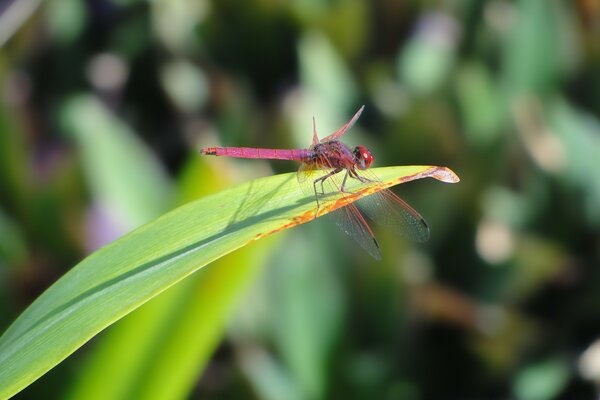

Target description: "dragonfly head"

left=354, top=145, right=374, bottom=170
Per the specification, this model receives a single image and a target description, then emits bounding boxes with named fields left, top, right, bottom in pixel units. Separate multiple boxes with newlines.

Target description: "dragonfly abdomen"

left=201, top=147, right=312, bottom=162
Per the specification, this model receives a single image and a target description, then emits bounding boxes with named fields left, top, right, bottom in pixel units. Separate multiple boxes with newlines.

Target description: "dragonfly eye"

left=354, top=145, right=374, bottom=170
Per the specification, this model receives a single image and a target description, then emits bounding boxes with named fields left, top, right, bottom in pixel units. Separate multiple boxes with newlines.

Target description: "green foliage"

left=2, top=0, right=600, bottom=398
left=0, top=166, right=453, bottom=398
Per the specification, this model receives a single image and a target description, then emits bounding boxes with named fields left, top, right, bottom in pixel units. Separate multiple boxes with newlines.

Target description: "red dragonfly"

left=201, top=106, right=429, bottom=260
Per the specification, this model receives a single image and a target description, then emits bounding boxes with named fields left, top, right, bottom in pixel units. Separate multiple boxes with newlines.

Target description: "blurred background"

left=1, top=0, right=600, bottom=398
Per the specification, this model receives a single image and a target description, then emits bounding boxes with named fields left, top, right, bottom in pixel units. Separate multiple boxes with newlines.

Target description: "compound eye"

left=355, top=145, right=374, bottom=169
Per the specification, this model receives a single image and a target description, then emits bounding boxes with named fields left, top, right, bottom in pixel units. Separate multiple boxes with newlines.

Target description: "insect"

left=201, top=106, right=429, bottom=259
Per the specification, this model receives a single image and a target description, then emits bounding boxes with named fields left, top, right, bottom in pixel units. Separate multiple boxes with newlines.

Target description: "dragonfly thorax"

left=353, top=145, right=374, bottom=170
left=310, top=140, right=356, bottom=169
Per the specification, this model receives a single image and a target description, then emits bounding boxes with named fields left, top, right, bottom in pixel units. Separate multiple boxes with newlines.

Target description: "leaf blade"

left=0, top=165, right=458, bottom=398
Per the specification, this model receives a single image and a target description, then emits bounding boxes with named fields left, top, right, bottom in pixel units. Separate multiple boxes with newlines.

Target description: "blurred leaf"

left=270, top=233, right=344, bottom=399
left=481, top=186, right=531, bottom=229
left=455, top=62, right=505, bottom=147
left=0, top=207, right=27, bottom=267
left=238, top=347, right=304, bottom=400
left=45, top=0, right=86, bottom=44
left=200, top=0, right=298, bottom=99
left=288, top=33, right=361, bottom=149
left=61, top=94, right=173, bottom=230
left=510, top=236, right=567, bottom=300
left=512, top=358, right=570, bottom=400
left=0, top=98, right=30, bottom=217
left=0, top=165, right=458, bottom=398
left=324, top=1, right=369, bottom=57
left=111, top=14, right=152, bottom=61
left=160, top=60, right=210, bottom=113
left=298, top=31, right=358, bottom=109
left=298, top=33, right=356, bottom=104
left=472, top=310, right=537, bottom=374
left=502, top=0, right=577, bottom=96
left=398, top=12, right=459, bottom=96
left=548, top=98, right=600, bottom=226
left=292, top=0, right=368, bottom=58
left=151, top=0, right=209, bottom=53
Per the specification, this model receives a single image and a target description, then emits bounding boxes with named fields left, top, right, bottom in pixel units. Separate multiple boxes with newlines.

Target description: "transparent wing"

left=329, top=204, right=381, bottom=260
left=297, top=161, right=318, bottom=185
left=353, top=169, right=430, bottom=242
left=320, top=106, right=365, bottom=142
left=297, top=155, right=383, bottom=260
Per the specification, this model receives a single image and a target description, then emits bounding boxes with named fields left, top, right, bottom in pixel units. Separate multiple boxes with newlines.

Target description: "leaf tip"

left=432, top=167, right=460, bottom=183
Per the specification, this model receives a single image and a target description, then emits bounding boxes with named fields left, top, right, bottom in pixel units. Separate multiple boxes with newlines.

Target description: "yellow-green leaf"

left=0, top=165, right=458, bottom=398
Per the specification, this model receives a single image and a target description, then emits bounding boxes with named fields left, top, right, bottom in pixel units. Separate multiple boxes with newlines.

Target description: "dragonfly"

left=200, top=106, right=429, bottom=260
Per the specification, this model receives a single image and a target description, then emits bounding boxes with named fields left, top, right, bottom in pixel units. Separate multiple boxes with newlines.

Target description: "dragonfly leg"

left=344, top=169, right=373, bottom=190
left=350, top=169, right=374, bottom=184
left=312, top=168, right=343, bottom=209
left=340, top=169, right=350, bottom=193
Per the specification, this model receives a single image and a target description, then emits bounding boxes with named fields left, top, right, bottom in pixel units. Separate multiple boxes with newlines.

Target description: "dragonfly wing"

left=297, top=161, right=315, bottom=184
left=312, top=116, right=319, bottom=145
left=355, top=189, right=429, bottom=242
left=348, top=168, right=430, bottom=242
left=308, top=164, right=382, bottom=260
left=321, top=106, right=365, bottom=142
left=296, top=152, right=383, bottom=260
left=329, top=204, right=382, bottom=260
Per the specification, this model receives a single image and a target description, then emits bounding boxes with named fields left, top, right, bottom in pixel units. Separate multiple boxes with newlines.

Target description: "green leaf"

left=0, top=165, right=458, bottom=398
left=66, top=239, right=277, bottom=400
left=66, top=156, right=279, bottom=400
